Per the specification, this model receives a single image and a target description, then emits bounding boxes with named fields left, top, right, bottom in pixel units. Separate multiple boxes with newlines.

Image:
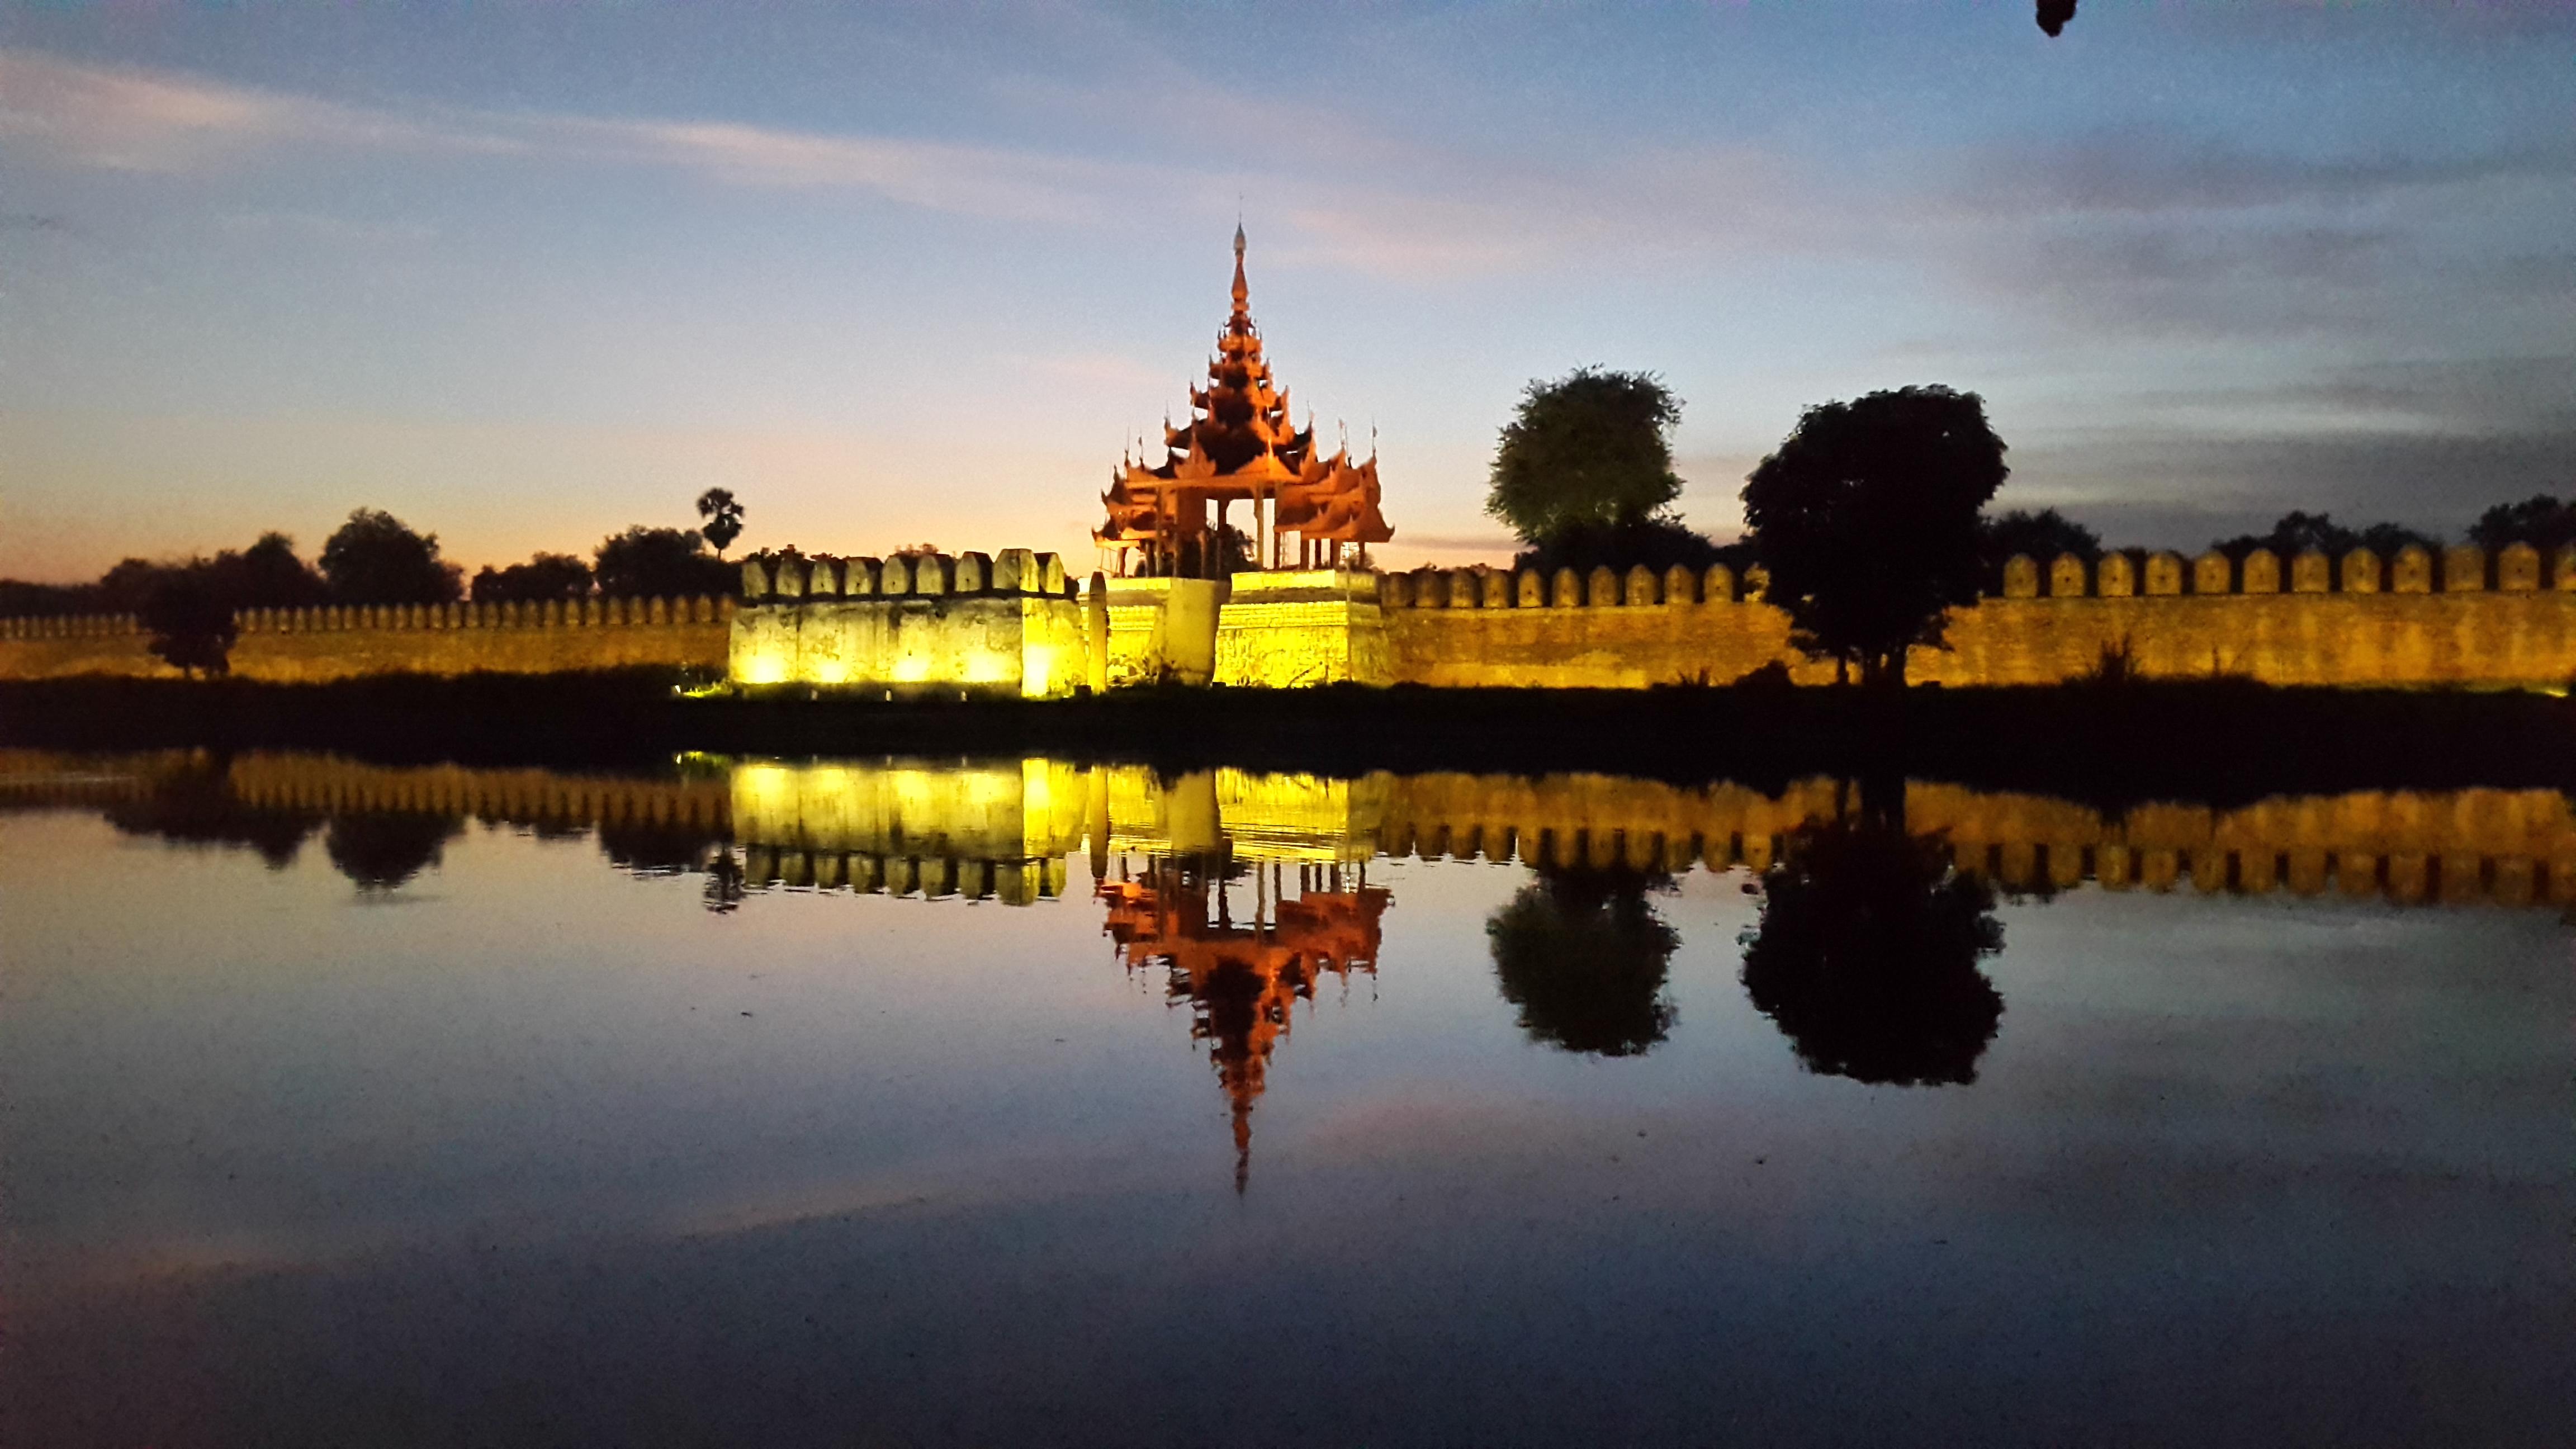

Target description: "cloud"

left=548, top=118, right=1163, bottom=225
left=0, top=48, right=1841, bottom=282
left=0, top=49, right=1149, bottom=224
left=1981, top=220, right=2407, bottom=340
left=217, top=209, right=438, bottom=246
left=2124, top=354, right=2576, bottom=437
left=1962, top=131, right=2575, bottom=217
left=2013, top=422, right=2576, bottom=550
left=0, top=49, right=523, bottom=172
left=1923, top=122, right=2576, bottom=344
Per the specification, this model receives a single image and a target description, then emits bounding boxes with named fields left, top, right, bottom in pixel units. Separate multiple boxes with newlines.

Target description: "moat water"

left=3, top=751, right=2569, bottom=1447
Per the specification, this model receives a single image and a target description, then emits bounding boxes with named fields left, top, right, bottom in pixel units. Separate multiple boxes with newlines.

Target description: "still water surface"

left=2, top=751, right=2569, bottom=1446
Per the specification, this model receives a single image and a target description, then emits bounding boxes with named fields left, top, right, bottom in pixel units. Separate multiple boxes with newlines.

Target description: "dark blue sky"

left=3, top=2, right=2569, bottom=578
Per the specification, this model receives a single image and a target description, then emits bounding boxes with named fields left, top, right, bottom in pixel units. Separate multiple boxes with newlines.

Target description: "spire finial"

left=1230, top=224, right=1249, bottom=314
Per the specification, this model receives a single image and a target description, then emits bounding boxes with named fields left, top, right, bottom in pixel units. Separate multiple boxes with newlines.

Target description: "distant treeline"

left=1973, top=496, right=2576, bottom=596
left=0, top=492, right=747, bottom=621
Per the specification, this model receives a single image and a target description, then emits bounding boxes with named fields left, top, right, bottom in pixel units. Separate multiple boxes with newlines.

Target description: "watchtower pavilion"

left=1096, top=227, right=1393, bottom=579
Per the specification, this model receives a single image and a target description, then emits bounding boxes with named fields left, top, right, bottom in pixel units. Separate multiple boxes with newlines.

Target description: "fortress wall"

left=1387, top=595, right=1813, bottom=687
left=1375, top=547, right=2576, bottom=689
left=21, top=546, right=2576, bottom=692
left=1922, top=593, right=2576, bottom=687
left=1100, top=575, right=1225, bottom=687
left=732, top=549, right=1086, bottom=697
left=1213, top=570, right=1391, bottom=688
left=0, top=598, right=731, bottom=682
left=0, top=614, right=160, bottom=679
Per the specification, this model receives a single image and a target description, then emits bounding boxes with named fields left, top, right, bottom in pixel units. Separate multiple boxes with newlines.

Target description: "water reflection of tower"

left=1097, top=855, right=1389, bottom=1192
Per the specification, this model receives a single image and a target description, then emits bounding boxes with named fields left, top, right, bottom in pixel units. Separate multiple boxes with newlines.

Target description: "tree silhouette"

left=323, top=813, right=463, bottom=892
left=701, top=849, right=749, bottom=914
left=471, top=552, right=594, bottom=602
left=696, top=487, right=747, bottom=559
left=2467, top=494, right=2576, bottom=556
left=1977, top=507, right=2099, bottom=593
left=2038, top=0, right=2076, bottom=36
left=1739, top=796, right=2006, bottom=1086
left=1488, top=368, right=1711, bottom=570
left=1488, top=863, right=1681, bottom=1057
left=102, top=759, right=320, bottom=867
left=1741, top=386, right=2008, bottom=686
left=2208, top=511, right=2444, bottom=574
left=138, top=567, right=240, bottom=677
left=593, top=526, right=735, bottom=598
left=227, top=532, right=329, bottom=608
left=319, top=509, right=463, bottom=604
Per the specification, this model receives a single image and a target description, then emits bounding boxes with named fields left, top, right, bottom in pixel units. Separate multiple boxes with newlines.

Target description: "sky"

left=1, top=1, right=2570, bottom=583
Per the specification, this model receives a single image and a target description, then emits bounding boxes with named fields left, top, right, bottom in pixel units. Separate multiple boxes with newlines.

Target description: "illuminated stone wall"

left=730, top=548, right=1087, bottom=698
left=1377, top=544, right=2576, bottom=690
left=16, top=542, right=2576, bottom=693
left=1212, top=569, right=1391, bottom=688
left=0, top=598, right=729, bottom=682
left=0, top=614, right=159, bottom=679
left=1101, top=575, right=1227, bottom=686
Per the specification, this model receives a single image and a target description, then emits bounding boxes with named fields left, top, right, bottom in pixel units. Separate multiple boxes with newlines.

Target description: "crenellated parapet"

left=1993, top=542, right=2568, bottom=599
left=0, top=612, right=141, bottom=640
left=1931, top=542, right=2576, bottom=688
left=729, top=547, right=1089, bottom=697
left=737, top=548, right=1073, bottom=604
left=231, top=594, right=731, bottom=632
left=1369, top=541, right=2576, bottom=690
left=0, top=594, right=732, bottom=682
left=1379, top=561, right=1766, bottom=611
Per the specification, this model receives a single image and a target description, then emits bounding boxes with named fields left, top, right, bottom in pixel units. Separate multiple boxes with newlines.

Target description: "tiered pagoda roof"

left=1097, top=227, right=1393, bottom=575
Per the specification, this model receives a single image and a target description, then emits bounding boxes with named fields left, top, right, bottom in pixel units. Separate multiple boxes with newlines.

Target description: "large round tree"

left=1740, top=386, right=2007, bottom=687
left=1487, top=367, right=1715, bottom=574
left=319, top=508, right=463, bottom=604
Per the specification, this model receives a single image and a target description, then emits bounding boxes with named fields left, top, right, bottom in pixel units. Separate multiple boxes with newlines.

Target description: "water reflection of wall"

left=735, top=763, right=2576, bottom=908
left=16, top=749, right=2559, bottom=1185
left=11, top=750, right=2576, bottom=910
left=0, top=749, right=733, bottom=887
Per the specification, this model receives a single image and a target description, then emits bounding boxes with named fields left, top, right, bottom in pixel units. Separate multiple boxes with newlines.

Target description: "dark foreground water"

left=2, top=751, right=2569, bottom=1447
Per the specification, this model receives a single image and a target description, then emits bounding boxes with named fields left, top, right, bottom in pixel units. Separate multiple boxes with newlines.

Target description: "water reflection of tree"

left=700, top=848, right=748, bottom=914
left=99, top=759, right=321, bottom=869
left=324, top=813, right=464, bottom=893
left=1488, top=865, right=1681, bottom=1057
left=597, top=818, right=730, bottom=880
left=1738, top=786, right=2005, bottom=1086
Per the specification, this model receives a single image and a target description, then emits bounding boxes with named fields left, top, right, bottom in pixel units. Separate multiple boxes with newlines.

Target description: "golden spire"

left=1230, top=222, right=1249, bottom=316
